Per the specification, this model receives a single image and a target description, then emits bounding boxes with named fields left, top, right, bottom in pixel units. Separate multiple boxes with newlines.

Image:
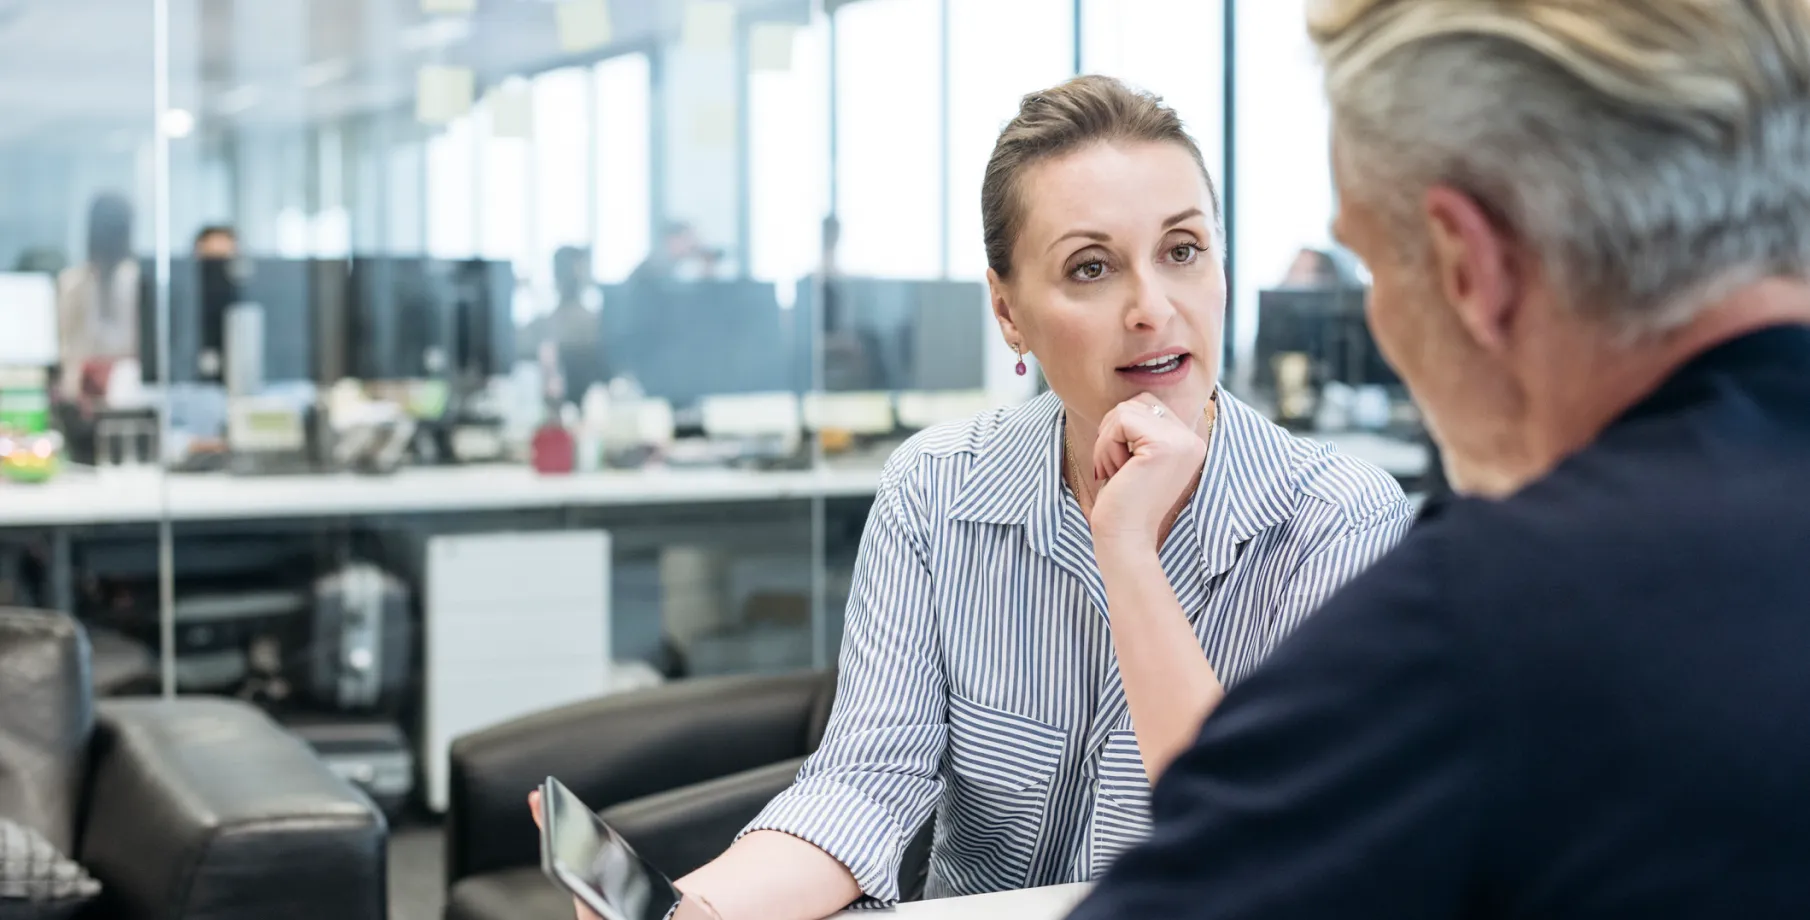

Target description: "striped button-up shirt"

left=744, top=389, right=1413, bottom=906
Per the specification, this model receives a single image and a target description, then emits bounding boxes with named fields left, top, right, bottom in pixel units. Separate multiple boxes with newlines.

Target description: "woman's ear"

left=987, top=267, right=1024, bottom=350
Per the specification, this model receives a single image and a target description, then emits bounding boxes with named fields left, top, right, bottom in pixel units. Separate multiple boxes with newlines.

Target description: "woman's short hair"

left=981, top=75, right=1222, bottom=280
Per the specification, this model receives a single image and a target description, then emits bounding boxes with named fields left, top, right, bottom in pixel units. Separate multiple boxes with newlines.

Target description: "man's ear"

left=987, top=267, right=1024, bottom=349
left=1423, top=185, right=1520, bottom=356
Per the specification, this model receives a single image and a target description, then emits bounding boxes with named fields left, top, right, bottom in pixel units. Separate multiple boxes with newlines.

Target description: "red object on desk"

left=531, top=423, right=575, bottom=475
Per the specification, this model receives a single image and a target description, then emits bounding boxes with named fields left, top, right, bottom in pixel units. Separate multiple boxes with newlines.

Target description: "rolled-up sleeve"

left=1267, top=498, right=1414, bottom=655
left=740, top=467, right=947, bottom=906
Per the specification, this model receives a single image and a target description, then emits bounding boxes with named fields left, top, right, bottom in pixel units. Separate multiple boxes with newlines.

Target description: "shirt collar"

left=947, top=388, right=1299, bottom=574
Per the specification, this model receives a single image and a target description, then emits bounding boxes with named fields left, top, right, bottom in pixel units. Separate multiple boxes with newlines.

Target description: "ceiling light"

left=161, top=108, right=196, bottom=139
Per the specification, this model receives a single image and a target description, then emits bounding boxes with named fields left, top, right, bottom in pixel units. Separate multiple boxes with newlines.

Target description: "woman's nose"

left=1124, top=269, right=1176, bottom=330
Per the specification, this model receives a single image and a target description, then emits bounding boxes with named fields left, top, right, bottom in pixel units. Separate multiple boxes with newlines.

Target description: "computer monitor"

left=138, top=257, right=237, bottom=385
left=600, top=280, right=791, bottom=407
left=0, top=272, right=61, bottom=368
left=342, top=256, right=512, bottom=384
left=446, top=258, right=515, bottom=382
left=792, top=277, right=987, bottom=393
left=1253, top=287, right=1399, bottom=392
left=141, top=257, right=322, bottom=386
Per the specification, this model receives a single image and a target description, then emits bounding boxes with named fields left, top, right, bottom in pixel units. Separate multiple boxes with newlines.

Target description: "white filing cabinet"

left=423, top=529, right=611, bottom=812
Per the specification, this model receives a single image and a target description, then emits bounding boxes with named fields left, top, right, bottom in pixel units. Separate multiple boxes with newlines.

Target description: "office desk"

left=0, top=465, right=886, bottom=614
left=831, top=885, right=1091, bottom=920
left=0, top=464, right=887, bottom=529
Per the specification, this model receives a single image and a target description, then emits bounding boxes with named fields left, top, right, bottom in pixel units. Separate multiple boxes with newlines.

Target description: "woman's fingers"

left=529, top=791, right=604, bottom=920
left=1095, top=405, right=1136, bottom=480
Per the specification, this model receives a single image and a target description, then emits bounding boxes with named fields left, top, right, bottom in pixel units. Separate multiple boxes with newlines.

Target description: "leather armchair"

left=443, top=670, right=844, bottom=920
left=0, top=608, right=387, bottom=920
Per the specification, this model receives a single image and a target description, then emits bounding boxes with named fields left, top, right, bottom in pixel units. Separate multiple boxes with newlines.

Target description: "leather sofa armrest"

left=601, top=757, right=807, bottom=881
left=446, top=669, right=831, bottom=887
left=78, top=698, right=387, bottom=920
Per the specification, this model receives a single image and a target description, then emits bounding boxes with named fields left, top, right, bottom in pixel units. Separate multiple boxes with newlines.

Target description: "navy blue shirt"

left=1072, top=325, right=1810, bottom=920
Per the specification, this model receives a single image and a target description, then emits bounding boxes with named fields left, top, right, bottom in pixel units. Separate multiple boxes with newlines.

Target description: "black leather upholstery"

left=445, top=670, right=834, bottom=888
left=443, top=668, right=942, bottom=920
left=0, top=608, right=92, bottom=856
left=81, top=698, right=388, bottom=920
left=601, top=757, right=808, bottom=880
left=0, top=609, right=388, bottom=920
left=446, top=867, right=575, bottom=920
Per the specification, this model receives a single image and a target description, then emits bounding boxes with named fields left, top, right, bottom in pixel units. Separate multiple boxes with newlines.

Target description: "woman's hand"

left=529, top=790, right=605, bottom=920
left=1087, top=394, right=1208, bottom=553
left=529, top=792, right=721, bottom=920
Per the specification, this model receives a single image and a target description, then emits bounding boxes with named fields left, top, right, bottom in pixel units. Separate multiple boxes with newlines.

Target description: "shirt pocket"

left=935, top=691, right=1068, bottom=892
left=1089, top=729, right=1154, bottom=877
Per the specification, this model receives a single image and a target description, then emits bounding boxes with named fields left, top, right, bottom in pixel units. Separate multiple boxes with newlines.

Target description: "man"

left=1071, top=2, right=1810, bottom=918
left=193, top=225, right=238, bottom=260
left=627, top=221, right=703, bottom=286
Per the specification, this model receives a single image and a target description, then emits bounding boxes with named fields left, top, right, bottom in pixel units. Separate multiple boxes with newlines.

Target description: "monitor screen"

left=0, top=272, right=59, bottom=367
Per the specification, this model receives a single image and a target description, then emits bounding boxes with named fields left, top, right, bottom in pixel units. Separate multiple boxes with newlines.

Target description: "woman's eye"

left=1071, top=260, right=1107, bottom=281
left=1170, top=243, right=1201, bottom=263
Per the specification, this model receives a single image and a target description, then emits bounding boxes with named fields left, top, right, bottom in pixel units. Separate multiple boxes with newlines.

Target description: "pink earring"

left=1014, top=345, right=1027, bottom=377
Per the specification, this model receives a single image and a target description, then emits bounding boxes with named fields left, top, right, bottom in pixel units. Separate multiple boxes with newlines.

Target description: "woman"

left=536, top=75, right=1412, bottom=920
left=56, top=192, right=140, bottom=403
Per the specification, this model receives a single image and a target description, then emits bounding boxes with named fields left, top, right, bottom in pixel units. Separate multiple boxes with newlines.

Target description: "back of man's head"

left=1311, top=0, right=1810, bottom=332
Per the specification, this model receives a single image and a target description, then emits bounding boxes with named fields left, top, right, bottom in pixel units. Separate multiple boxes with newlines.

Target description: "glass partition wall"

left=0, top=0, right=1283, bottom=819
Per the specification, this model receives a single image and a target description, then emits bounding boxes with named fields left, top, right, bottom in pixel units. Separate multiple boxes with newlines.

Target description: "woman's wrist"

left=1091, top=534, right=1164, bottom=570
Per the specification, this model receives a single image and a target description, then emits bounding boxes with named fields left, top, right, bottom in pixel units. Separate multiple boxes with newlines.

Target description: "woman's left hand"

left=1087, top=394, right=1208, bottom=553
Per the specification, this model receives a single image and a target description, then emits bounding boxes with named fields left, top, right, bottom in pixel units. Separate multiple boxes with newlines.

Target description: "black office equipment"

left=1253, top=287, right=1399, bottom=392
left=447, top=258, right=516, bottom=383
left=343, top=256, right=514, bottom=384
left=790, top=277, right=988, bottom=393
left=141, top=257, right=322, bottom=386
left=140, top=257, right=233, bottom=385
left=601, top=279, right=794, bottom=407
left=306, top=561, right=413, bottom=713
left=347, top=257, right=447, bottom=380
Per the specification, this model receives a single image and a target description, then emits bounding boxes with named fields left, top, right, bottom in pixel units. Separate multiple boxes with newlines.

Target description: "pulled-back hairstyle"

left=981, top=75, right=1222, bottom=279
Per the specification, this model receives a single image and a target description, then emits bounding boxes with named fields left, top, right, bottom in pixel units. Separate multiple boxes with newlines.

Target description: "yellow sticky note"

left=749, top=22, right=795, bottom=72
left=682, top=0, right=735, bottom=52
left=420, top=0, right=475, bottom=13
left=417, top=65, right=475, bottom=125
left=489, top=80, right=533, bottom=139
left=556, top=0, right=613, bottom=53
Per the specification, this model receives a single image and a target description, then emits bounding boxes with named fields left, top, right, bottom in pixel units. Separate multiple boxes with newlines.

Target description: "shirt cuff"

left=739, top=775, right=910, bottom=906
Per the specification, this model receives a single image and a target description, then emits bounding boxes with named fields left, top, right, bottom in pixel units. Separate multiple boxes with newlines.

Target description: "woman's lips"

left=1115, top=352, right=1192, bottom=383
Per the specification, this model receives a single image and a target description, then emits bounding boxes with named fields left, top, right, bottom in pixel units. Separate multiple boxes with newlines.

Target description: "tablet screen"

left=541, top=777, right=685, bottom=920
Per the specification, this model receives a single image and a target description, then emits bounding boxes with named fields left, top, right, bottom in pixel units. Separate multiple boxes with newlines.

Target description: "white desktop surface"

left=831, top=884, right=1091, bottom=920
left=0, top=432, right=1424, bottom=529
left=0, top=464, right=885, bottom=528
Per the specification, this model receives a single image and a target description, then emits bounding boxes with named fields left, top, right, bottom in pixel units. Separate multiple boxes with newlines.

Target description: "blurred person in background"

left=545, top=245, right=607, bottom=401
left=192, top=224, right=238, bottom=260
left=536, top=74, right=1412, bottom=920
left=628, top=221, right=705, bottom=286
left=56, top=192, right=139, bottom=403
left=1072, top=1, right=1810, bottom=917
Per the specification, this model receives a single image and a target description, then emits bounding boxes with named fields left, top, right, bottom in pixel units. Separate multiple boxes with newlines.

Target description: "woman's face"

left=990, top=140, right=1225, bottom=430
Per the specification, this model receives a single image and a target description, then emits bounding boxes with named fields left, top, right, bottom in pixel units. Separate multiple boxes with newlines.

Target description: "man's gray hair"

left=1310, top=0, right=1810, bottom=332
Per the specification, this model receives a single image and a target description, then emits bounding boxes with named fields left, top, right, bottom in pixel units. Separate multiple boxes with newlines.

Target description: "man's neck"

left=1514, top=280, right=1810, bottom=493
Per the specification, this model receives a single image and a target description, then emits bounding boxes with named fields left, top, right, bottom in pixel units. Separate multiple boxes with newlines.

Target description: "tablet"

left=539, top=776, right=696, bottom=920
